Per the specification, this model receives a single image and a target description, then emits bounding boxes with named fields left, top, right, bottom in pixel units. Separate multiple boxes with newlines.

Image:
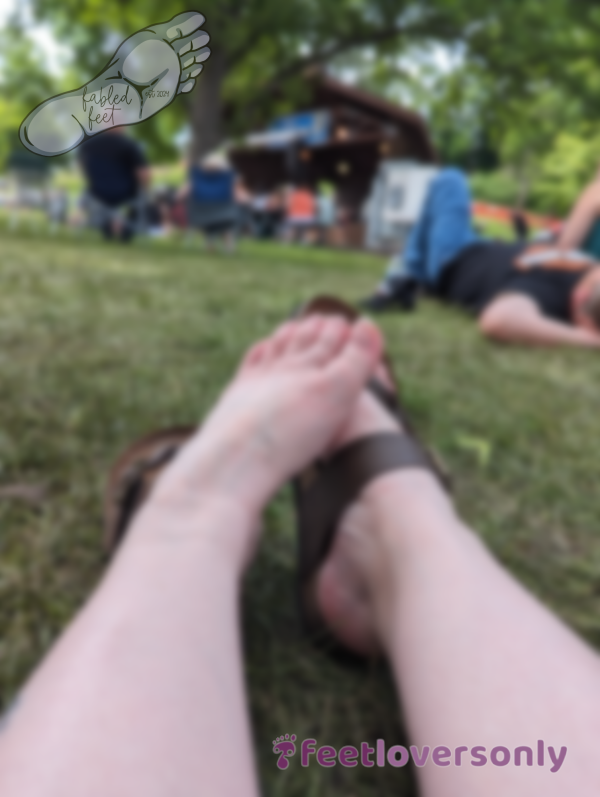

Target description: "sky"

left=0, top=0, right=69, bottom=75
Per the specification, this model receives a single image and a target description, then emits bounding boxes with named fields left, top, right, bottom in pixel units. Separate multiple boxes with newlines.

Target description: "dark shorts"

left=435, top=242, right=581, bottom=323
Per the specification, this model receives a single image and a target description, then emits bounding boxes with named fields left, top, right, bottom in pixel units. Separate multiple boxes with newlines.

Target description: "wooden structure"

left=229, top=74, right=437, bottom=247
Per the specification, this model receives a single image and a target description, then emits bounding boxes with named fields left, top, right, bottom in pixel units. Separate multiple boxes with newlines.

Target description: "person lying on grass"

left=362, top=167, right=600, bottom=349
left=0, top=306, right=599, bottom=797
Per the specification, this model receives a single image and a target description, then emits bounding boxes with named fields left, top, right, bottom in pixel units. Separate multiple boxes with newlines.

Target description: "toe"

left=196, top=46, right=212, bottom=63
left=181, top=47, right=211, bottom=69
left=190, top=32, right=210, bottom=50
left=177, top=80, right=195, bottom=94
left=174, top=30, right=210, bottom=56
left=165, top=12, right=205, bottom=40
left=284, top=315, right=324, bottom=355
left=181, top=66, right=203, bottom=81
left=298, top=316, right=350, bottom=367
left=326, top=319, right=382, bottom=387
left=240, top=341, right=267, bottom=371
left=269, top=321, right=298, bottom=360
left=242, top=323, right=296, bottom=371
left=351, top=318, right=383, bottom=356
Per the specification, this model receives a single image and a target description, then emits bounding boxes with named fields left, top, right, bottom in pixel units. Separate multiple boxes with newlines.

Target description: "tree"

left=0, top=25, right=58, bottom=168
left=330, top=0, right=600, bottom=177
left=533, top=130, right=600, bottom=216
left=27, top=0, right=474, bottom=160
left=15, top=0, right=600, bottom=171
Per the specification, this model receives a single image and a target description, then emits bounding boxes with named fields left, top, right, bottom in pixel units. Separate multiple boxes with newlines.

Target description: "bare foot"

left=142, top=314, right=382, bottom=567
left=314, top=386, right=409, bottom=657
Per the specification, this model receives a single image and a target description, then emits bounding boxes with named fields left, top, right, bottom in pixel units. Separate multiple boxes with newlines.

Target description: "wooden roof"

left=229, top=73, right=437, bottom=208
left=308, top=74, right=436, bottom=162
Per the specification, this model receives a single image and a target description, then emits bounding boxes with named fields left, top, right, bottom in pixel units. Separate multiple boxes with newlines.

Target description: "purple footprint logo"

left=273, top=734, right=297, bottom=770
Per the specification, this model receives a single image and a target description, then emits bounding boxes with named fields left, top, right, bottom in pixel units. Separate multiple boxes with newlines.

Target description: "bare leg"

left=0, top=315, right=382, bottom=797
left=478, top=294, right=600, bottom=348
left=317, top=390, right=600, bottom=796
left=558, top=176, right=600, bottom=249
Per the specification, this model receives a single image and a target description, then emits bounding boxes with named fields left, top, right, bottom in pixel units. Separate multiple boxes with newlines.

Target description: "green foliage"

left=472, top=127, right=600, bottom=218
left=469, top=170, right=521, bottom=207
left=334, top=2, right=600, bottom=213
left=0, top=25, right=58, bottom=169
left=24, top=0, right=479, bottom=157
left=532, top=130, right=600, bottom=216
left=4, top=0, right=600, bottom=187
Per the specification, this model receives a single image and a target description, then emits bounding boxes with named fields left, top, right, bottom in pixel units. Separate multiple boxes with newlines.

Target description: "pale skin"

left=0, top=315, right=600, bottom=796
left=557, top=167, right=600, bottom=251
left=474, top=167, right=600, bottom=348
left=478, top=292, right=600, bottom=348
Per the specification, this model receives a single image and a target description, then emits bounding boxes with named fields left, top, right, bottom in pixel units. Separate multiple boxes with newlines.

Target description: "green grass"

left=1, top=227, right=600, bottom=795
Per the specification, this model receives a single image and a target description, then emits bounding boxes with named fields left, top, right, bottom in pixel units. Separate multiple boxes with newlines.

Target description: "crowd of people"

left=73, top=130, right=600, bottom=356
left=73, top=126, right=339, bottom=251
left=361, top=166, right=600, bottom=350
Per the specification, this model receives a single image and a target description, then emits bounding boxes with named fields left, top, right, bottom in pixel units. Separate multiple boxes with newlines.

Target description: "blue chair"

left=187, top=166, right=239, bottom=232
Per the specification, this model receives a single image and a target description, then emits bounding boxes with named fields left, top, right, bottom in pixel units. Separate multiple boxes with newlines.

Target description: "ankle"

left=126, top=490, right=261, bottom=577
left=355, top=469, right=461, bottom=646
left=149, top=427, right=274, bottom=521
left=365, top=468, right=457, bottom=546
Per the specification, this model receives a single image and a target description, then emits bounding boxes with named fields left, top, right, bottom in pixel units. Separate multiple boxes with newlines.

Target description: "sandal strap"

left=111, top=442, right=182, bottom=548
left=105, top=427, right=196, bottom=552
left=367, top=378, right=399, bottom=413
left=296, top=432, right=435, bottom=579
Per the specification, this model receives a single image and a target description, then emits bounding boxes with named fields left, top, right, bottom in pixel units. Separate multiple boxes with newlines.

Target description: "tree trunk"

left=515, top=156, right=532, bottom=211
left=189, top=46, right=228, bottom=163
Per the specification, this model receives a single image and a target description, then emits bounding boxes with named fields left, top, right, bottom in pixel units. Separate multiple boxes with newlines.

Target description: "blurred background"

left=4, top=0, right=600, bottom=243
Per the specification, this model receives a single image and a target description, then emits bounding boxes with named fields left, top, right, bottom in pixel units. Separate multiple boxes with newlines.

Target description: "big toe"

left=164, top=11, right=205, bottom=39
left=326, top=319, right=382, bottom=389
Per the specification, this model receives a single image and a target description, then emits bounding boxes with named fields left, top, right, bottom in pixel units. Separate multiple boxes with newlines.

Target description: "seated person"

left=78, top=126, right=149, bottom=242
left=362, top=168, right=600, bottom=349
left=249, top=187, right=284, bottom=239
left=179, top=151, right=239, bottom=253
left=283, top=184, right=317, bottom=244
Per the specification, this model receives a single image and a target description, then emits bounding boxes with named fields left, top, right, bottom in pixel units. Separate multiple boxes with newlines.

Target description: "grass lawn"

left=1, top=227, right=600, bottom=795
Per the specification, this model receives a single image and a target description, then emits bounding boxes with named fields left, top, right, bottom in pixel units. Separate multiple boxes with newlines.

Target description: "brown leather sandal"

left=292, top=295, right=448, bottom=651
left=103, top=426, right=196, bottom=553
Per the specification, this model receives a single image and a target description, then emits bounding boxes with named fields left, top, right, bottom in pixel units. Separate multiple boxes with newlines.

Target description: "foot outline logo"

left=19, top=10, right=211, bottom=157
left=273, top=734, right=297, bottom=770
